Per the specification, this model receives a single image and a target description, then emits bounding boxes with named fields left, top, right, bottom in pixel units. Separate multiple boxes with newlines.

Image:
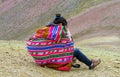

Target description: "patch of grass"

left=75, top=36, right=120, bottom=45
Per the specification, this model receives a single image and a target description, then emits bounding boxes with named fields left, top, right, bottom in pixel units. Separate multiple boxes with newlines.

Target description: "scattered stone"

left=24, top=59, right=27, bottom=61
left=30, top=70, right=33, bottom=71
left=13, top=70, right=17, bottom=73
left=115, top=59, right=120, bottom=61
left=114, top=66, right=120, bottom=69
left=5, top=52, right=9, bottom=54
left=114, top=61, right=120, bottom=64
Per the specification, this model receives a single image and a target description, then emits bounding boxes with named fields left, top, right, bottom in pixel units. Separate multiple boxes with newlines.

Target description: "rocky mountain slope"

left=68, top=0, right=120, bottom=41
left=0, top=0, right=119, bottom=41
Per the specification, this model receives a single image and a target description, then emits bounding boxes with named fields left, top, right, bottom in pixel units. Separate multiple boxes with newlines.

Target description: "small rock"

left=30, top=70, right=33, bottom=71
left=24, top=59, right=27, bottom=61
left=115, top=59, right=119, bottom=61
left=5, top=52, right=9, bottom=54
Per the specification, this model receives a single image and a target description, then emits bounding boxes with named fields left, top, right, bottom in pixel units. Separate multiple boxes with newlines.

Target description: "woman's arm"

left=65, top=26, right=72, bottom=41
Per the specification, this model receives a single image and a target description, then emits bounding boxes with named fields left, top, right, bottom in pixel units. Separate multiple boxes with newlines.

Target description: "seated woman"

left=26, top=14, right=101, bottom=71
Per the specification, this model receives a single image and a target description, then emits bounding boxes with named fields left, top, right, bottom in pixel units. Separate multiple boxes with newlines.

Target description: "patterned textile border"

left=26, top=38, right=74, bottom=71
left=27, top=40, right=74, bottom=64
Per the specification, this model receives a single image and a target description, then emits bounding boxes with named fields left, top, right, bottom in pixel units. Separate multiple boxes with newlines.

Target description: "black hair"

left=53, top=14, right=67, bottom=26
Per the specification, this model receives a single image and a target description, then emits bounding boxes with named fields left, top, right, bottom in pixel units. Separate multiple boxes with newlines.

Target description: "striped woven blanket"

left=26, top=25, right=74, bottom=71
left=34, top=24, right=67, bottom=43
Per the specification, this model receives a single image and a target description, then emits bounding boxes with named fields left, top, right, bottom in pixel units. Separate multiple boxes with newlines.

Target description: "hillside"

left=0, top=0, right=112, bottom=40
left=0, top=0, right=60, bottom=40
left=68, top=0, right=120, bottom=41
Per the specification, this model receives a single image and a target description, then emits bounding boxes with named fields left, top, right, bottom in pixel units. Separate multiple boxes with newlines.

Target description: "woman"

left=53, top=14, right=101, bottom=69
left=27, top=14, right=75, bottom=71
left=27, top=14, right=101, bottom=71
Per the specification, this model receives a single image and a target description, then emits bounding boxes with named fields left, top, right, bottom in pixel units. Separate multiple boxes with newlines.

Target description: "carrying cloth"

left=26, top=24, right=74, bottom=71
left=35, top=24, right=67, bottom=43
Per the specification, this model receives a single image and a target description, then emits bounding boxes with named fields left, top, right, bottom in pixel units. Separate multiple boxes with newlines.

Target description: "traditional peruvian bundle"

left=26, top=25, right=74, bottom=71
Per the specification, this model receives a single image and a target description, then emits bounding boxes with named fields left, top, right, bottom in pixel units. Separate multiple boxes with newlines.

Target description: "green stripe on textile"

left=50, top=52, right=73, bottom=58
left=58, top=26, right=64, bottom=42
left=62, top=26, right=67, bottom=34
left=33, top=56, right=49, bottom=60
left=50, top=54, right=61, bottom=58
left=65, top=52, right=73, bottom=56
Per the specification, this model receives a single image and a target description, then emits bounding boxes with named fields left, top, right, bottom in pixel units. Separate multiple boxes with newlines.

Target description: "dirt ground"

left=0, top=37, right=120, bottom=77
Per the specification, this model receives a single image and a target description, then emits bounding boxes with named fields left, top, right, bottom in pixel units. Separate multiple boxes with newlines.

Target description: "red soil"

left=68, top=0, right=120, bottom=40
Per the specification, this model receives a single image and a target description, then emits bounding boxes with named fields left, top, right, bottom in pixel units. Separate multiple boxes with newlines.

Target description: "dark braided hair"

left=53, top=14, right=67, bottom=26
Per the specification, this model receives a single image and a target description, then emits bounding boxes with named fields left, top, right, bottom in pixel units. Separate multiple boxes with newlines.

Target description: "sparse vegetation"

left=0, top=36, right=120, bottom=77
